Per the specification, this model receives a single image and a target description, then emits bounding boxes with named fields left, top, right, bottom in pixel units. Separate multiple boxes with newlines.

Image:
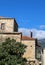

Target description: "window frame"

left=1, top=23, right=5, bottom=30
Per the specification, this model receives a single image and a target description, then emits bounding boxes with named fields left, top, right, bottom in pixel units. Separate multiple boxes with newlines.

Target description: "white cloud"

left=18, top=28, right=45, bottom=39
left=18, top=28, right=30, bottom=36
left=40, top=25, right=45, bottom=29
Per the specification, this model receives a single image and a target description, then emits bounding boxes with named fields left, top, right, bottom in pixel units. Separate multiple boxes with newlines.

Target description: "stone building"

left=0, top=17, right=18, bottom=32
left=41, top=48, right=45, bottom=65
left=21, top=36, right=42, bottom=65
left=0, top=17, right=42, bottom=65
left=0, top=17, right=21, bottom=42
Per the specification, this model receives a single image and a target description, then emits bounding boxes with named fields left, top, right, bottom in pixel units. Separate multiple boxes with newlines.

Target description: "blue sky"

left=0, top=0, right=45, bottom=39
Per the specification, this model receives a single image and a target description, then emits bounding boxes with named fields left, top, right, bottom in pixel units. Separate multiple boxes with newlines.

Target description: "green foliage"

left=0, top=38, right=27, bottom=65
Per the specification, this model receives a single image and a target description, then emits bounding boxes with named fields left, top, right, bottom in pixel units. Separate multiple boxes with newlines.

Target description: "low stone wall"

left=0, top=32, right=22, bottom=42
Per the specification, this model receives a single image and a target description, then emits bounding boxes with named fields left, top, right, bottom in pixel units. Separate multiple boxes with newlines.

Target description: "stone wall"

left=0, top=33, right=22, bottom=42
left=22, top=40, right=36, bottom=60
left=42, top=48, right=45, bottom=65
left=0, top=18, right=18, bottom=32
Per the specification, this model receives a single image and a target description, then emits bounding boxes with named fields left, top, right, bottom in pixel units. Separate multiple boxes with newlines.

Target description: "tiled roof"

left=22, top=36, right=36, bottom=40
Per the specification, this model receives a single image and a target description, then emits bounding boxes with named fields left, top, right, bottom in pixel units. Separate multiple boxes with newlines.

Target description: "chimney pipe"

left=30, top=31, right=33, bottom=38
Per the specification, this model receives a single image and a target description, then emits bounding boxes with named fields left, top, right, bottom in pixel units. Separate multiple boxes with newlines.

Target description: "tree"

left=0, top=38, right=27, bottom=65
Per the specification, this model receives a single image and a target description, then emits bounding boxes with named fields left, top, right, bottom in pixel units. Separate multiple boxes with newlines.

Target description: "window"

left=39, top=64, right=41, bottom=65
left=30, top=45, right=32, bottom=47
left=1, top=23, right=5, bottom=30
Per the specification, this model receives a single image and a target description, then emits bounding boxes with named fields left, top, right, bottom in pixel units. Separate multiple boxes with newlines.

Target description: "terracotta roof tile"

left=22, top=36, right=36, bottom=40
